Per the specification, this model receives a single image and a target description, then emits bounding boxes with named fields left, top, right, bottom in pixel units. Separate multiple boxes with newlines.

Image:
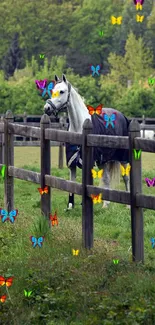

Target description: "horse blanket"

left=66, top=108, right=130, bottom=169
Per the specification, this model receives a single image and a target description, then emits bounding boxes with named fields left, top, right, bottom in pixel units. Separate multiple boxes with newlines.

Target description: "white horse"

left=44, top=75, right=131, bottom=210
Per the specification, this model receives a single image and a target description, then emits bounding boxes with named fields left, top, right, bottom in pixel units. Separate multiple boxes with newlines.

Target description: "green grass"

left=0, top=148, right=155, bottom=324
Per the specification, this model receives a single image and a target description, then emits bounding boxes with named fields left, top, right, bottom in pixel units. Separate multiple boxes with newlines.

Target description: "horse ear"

left=62, top=74, right=67, bottom=83
left=55, top=75, right=59, bottom=82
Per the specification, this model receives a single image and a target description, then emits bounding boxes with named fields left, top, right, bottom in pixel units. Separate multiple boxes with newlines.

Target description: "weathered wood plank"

left=8, top=166, right=41, bottom=183
left=129, top=119, right=144, bottom=263
left=87, top=185, right=130, bottom=205
left=140, top=124, right=155, bottom=130
left=87, top=134, right=129, bottom=149
left=134, top=138, right=155, bottom=153
left=82, top=119, right=94, bottom=249
left=4, top=111, right=14, bottom=212
left=136, top=193, right=155, bottom=210
left=8, top=123, right=41, bottom=139
left=40, top=114, right=51, bottom=222
left=13, top=141, right=61, bottom=146
left=45, top=128, right=82, bottom=145
left=45, top=175, right=82, bottom=195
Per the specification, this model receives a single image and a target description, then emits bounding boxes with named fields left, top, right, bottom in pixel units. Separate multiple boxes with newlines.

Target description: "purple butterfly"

left=35, top=79, right=47, bottom=90
left=145, top=178, right=155, bottom=187
left=133, top=0, right=144, bottom=10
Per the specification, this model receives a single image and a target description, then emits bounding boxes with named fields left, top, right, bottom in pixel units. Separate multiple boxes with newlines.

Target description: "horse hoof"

left=126, top=205, right=130, bottom=209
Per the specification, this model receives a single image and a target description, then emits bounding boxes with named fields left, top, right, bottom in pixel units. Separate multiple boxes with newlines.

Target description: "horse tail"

left=109, top=161, right=120, bottom=189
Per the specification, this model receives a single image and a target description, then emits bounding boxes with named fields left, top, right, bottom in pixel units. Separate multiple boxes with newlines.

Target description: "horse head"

left=44, top=74, right=71, bottom=116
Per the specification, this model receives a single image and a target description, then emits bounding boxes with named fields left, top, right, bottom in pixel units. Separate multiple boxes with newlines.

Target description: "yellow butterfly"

left=91, top=169, right=103, bottom=179
left=111, top=16, right=122, bottom=25
left=52, top=90, right=59, bottom=98
left=91, top=193, right=102, bottom=204
left=120, top=164, right=131, bottom=176
left=72, top=249, right=79, bottom=256
left=136, top=3, right=142, bottom=10
left=136, top=15, right=144, bottom=22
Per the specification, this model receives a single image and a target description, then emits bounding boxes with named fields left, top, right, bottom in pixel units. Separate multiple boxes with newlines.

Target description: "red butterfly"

left=87, top=104, right=103, bottom=115
left=0, top=276, right=14, bottom=287
left=49, top=211, right=58, bottom=226
left=38, top=186, right=48, bottom=195
left=0, top=295, right=7, bottom=303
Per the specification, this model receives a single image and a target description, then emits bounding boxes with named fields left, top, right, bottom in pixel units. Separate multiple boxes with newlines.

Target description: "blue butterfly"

left=90, top=65, right=101, bottom=76
left=0, top=209, right=18, bottom=223
left=151, top=238, right=155, bottom=248
left=102, top=112, right=117, bottom=128
left=30, top=236, right=44, bottom=248
left=41, top=82, right=55, bottom=98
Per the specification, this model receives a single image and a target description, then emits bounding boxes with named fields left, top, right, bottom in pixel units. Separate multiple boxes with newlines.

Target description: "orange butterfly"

left=0, top=276, right=14, bottom=287
left=91, top=193, right=102, bottom=204
left=87, top=104, right=103, bottom=115
left=0, top=295, right=7, bottom=303
left=49, top=211, right=58, bottom=226
left=38, top=186, right=48, bottom=195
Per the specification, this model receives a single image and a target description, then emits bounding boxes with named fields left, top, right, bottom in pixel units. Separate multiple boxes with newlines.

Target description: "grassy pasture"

left=0, top=147, right=155, bottom=325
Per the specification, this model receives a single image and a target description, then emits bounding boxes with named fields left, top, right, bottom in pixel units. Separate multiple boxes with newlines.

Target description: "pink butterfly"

left=35, top=79, right=47, bottom=90
left=145, top=178, right=155, bottom=187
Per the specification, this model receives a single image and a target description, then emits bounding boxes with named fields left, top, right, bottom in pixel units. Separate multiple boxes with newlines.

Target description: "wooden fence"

left=0, top=110, right=155, bottom=263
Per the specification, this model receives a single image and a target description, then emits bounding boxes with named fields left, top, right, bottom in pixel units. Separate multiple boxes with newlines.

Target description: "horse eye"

left=60, top=90, right=64, bottom=94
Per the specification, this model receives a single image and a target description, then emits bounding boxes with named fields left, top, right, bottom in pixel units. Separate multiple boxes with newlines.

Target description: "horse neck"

left=67, top=87, right=91, bottom=133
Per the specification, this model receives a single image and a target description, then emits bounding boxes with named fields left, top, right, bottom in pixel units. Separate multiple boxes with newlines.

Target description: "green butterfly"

left=39, top=54, right=45, bottom=59
left=0, top=165, right=6, bottom=179
left=148, top=77, right=155, bottom=86
left=98, top=30, right=104, bottom=36
left=133, top=149, right=142, bottom=160
left=24, top=290, right=32, bottom=297
left=113, top=259, right=119, bottom=264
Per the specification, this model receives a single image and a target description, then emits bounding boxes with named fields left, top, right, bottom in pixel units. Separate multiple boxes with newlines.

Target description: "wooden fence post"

left=40, top=114, right=51, bottom=225
left=4, top=110, right=14, bottom=212
left=82, top=119, right=94, bottom=249
left=129, top=119, right=144, bottom=263
left=23, top=112, right=27, bottom=141
left=142, top=114, right=145, bottom=138
left=58, top=116, right=65, bottom=169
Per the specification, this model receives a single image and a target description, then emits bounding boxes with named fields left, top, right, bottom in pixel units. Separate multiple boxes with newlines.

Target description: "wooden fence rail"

left=0, top=110, right=155, bottom=262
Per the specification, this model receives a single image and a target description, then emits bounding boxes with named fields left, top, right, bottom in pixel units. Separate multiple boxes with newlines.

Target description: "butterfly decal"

left=0, top=209, right=18, bottom=223
left=150, top=238, right=155, bottom=248
left=133, top=149, right=142, bottom=160
left=113, top=259, right=119, bottom=264
left=72, top=249, right=79, bottom=256
left=90, top=65, right=101, bottom=76
left=30, top=236, right=44, bottom=248
left=39, top=54, right=45, bottom=59
left=148, top=78, right=155, bottom=86
left=41, top=81, right=55, bottom=98
left=35, top=79, right=47, bottom=90
left=111, top=16, right=122, bottom=25
left=24, top=290, right=32, bottom=297
left=91, top=193, right=102, bottom=204
left=0, top=295, right=7, bottom=303
left=102, top=112, right=117, bottom=128
left=120, top=164, right=131, bottom=176
left=87, top=104, right=102, bottom=116
left=0, top=165, right=6, bottom=179
left=98, top=30, right=104, bottom=36
left=49, top=211, right=58, bottom=226
left=145, top=178, right=155, bottom=187
left=38, top=186, right=48, bottom=195
left=52, top=90, right=60, bottom=98
left=0, top=276, right=14, bottom=287
left=91, top=169, right=103, bottom=179
left=136, top=15, right=144, bottom=22
left=133, top=0, right=144, bottom=10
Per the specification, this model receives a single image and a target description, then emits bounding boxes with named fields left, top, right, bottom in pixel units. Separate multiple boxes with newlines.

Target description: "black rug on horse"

left=65, top=108, right=130, bottom=169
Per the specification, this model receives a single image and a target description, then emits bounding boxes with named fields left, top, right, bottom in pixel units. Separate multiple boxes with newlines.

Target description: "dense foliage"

left=0, top=0, right=155, bottom=116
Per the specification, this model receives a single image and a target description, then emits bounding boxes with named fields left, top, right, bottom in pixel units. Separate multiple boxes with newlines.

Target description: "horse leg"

left=100, top=163, right=110, bottom=208
left=120, top=162, right=130, bottom=208
left=66, top=166, right=76, bottom=210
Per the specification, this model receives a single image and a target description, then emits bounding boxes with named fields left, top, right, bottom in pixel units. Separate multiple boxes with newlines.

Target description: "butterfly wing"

left=47, top=82, right=55, bottom=98
left=126, top=165, right=131, bottom=176
left=5, top=277, right=14, bottom=287
left=28, top=291, right=32, bottom=297
left=95, top=104, right=102, bottom=115
left=0, top=209, right=8, bottom=222
left=98, top=169, right=103, bottom=178
left=24, top=290, right=27, bottom=297
left=9, top=209, right=18, bottom=223
left=87, top=105, right=95, bottom=115
left=0, top=276, right=5, bottom=286
left=111, top=16, right=116, bottom=24
left=103, top=113, right=110, bottom=128
left=30, top=236, right=37, bottom=248
left=72, top=249, right=75, bottom=255
left=96, top=65, right=101, bottom=75
left=0, top=165, right=6, bottom=179
left=0, top=295, right=7, bottom=303
left=109, top=113, right=117, bottom=128
left=44, top=186, right=48, bottom=194
left=91, top=169, right=97, bottom=178
left=117, top=17, right=122, bottom=24
left=120, top=165, right=125, bottom=176
left=38, top=188, right=43, bottom=195
left=90, top=65, right=95, bottom=76
left=38, top=236, right=44, bottom=248
left=75, top=250, right=79, bottom=256
left=98, top=193, right=102, bottom=203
